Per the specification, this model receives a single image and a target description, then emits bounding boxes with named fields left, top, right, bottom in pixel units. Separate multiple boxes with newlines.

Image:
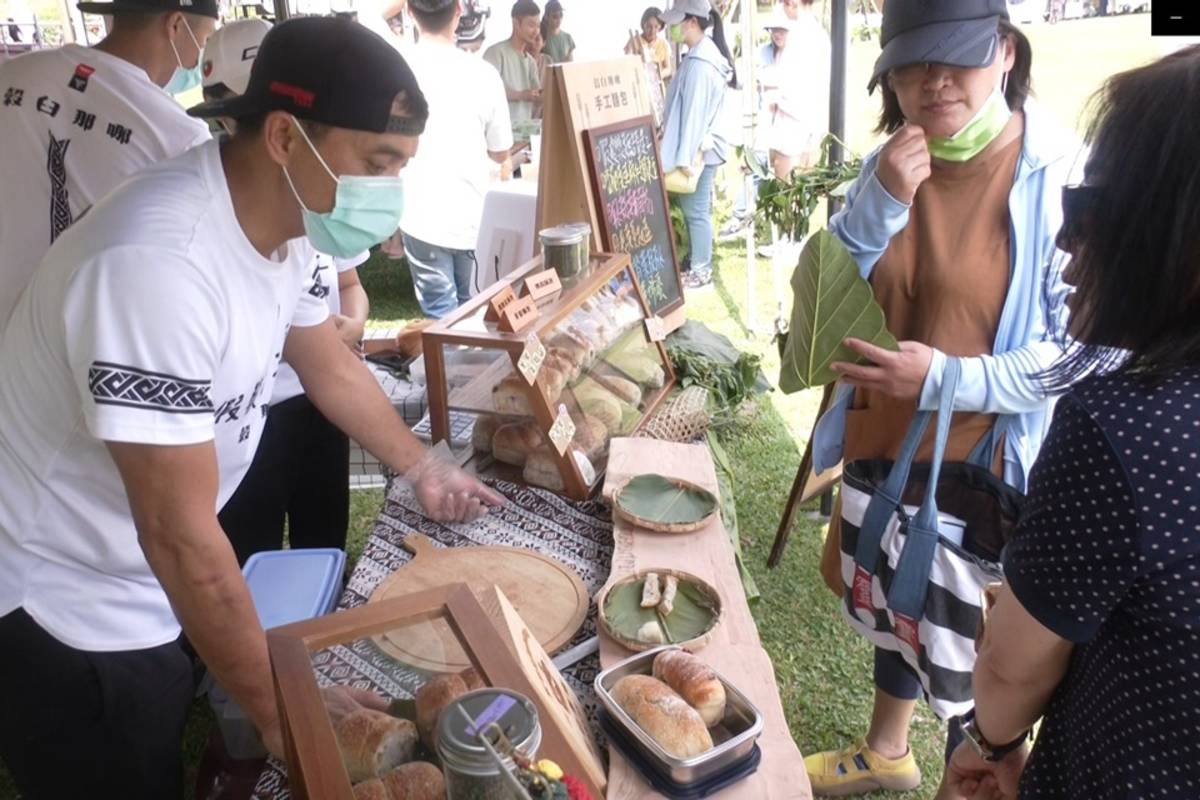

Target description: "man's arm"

left=334, top=266, right=369, bottom=352
left=106, top=440, right=283, bottom=755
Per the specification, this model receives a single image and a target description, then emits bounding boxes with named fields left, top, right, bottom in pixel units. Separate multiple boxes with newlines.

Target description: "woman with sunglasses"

left=804, top=1, right=1077, bottom=795
left=941, top=44, right=1200, bottom=800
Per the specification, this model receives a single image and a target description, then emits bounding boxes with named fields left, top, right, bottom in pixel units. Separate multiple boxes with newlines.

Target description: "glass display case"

left=267, top=584, right=606, bottom=800
left=422, top=252, right=676, bottom=501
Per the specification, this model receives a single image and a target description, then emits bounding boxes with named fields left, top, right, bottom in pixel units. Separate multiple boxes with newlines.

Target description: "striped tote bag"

left=838, top=359, right=1024, bottom=719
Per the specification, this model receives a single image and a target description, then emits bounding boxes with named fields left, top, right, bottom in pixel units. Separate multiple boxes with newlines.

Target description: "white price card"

left=548, top=404, right=576, bottom=456
left=517, top=332, right=547, bottom=385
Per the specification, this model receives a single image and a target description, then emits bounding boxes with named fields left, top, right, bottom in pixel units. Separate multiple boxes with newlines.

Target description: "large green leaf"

left=615, top=474, right=718, bottom=525
left=779, top=231, right=899, bottom=393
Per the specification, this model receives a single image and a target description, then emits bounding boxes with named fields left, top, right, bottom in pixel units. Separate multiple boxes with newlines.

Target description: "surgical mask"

left=669, top=23, right=684, bottom=43
left=165, top=17, right=203, bottom=95
left=282, top=116, right=406, bottom=258
left=926, top=69, right=1012, bottom=163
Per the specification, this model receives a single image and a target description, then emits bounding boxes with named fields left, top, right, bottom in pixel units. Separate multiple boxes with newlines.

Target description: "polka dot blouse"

left=1004, top=367, right=1200, bottom=799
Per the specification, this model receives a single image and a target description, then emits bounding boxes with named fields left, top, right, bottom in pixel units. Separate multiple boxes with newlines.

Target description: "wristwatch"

left=960, top=714, right=1029, bottom=762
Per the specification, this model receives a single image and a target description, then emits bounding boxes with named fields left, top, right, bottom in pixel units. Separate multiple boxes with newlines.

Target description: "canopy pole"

left=741, top=0, right=759, bottom=334
left=828, top=0, right=849, bottom=215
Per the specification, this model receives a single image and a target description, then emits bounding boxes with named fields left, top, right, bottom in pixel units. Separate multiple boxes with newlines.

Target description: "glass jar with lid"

left=539, top=223, right=592, bottom=287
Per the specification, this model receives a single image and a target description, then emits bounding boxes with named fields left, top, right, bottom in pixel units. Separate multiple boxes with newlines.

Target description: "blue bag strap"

left=851, top=404, right=935, bottom=574
left=966, top=423, right=1000, bottom=471
left=885, top=358, right=963, bottom=618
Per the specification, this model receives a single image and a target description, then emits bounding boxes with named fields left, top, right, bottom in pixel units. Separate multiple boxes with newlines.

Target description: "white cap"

left=659, top=0, right=715, bottom=26
left=762, top=8, right=797, bottom=32
left=201, top=19, right=271, bottom=96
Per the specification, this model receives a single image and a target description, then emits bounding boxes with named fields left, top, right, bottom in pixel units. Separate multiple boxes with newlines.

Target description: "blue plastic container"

left=210, top=548, right=346, bottom=759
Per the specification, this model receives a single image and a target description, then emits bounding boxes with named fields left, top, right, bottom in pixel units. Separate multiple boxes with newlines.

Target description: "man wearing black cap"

left=0, top=17, right=503, bottom=797
left=0, top=0, right=216, bottom=330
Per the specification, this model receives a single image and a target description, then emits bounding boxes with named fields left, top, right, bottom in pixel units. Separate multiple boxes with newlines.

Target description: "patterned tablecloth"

left=251, top=476, right=615, bottom=799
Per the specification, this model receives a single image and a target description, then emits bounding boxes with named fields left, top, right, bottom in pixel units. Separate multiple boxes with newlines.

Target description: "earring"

left=1001, top=71, right=1009, bottom=95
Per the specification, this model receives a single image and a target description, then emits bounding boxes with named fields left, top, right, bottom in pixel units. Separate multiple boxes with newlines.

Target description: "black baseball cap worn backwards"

left=188, top=16, right=428, bottom=136
left=77, top=0, right=219, bottom=19
left=869, top=0, right=1009, bottom=93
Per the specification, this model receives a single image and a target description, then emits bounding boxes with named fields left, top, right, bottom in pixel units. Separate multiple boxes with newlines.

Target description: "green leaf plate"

left=598, top=569, right=723, bottom=652
left=613, top=474, right=720, bottom=533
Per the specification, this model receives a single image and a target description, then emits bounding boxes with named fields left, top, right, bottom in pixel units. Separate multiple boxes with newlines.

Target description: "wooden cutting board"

left=368, top=533, right=589, bottom=672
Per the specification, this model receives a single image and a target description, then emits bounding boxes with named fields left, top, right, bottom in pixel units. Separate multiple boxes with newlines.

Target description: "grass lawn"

left=0, top=13, right=1161, bottom=800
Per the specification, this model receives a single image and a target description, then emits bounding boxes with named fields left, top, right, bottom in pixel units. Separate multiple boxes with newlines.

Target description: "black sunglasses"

left=1057, top=184, right=1102, bottom=255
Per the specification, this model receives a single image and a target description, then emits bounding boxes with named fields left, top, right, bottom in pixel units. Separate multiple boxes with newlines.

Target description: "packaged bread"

left=472, top=416, right=499, bottom=454
left=571, top=414, right=609, bottom=461
left=491, top=422, right=544, bottom=466
left=415, top=674, right=469, bottom=751
left=334, top=709, right=418, bottom=783
left=351, top=778, right=388, bottom=800
left=653, top=649, right=727, bottom=727
left=610, top=675, right=714, bottom=759
left=548, top=331, right=593, bottom=368
left=595, top=374, right=642, bottom=406
left=523, top=447, right=565, bottom=492
left=380, top=762, right=445, bottom=800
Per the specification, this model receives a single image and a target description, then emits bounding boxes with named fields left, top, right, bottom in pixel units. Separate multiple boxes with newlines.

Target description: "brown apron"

left=819, top=115, right=1025, bottom=595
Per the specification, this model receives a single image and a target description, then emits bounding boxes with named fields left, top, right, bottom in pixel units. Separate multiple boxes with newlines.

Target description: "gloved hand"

left=406, top=443, right=506, bottom=523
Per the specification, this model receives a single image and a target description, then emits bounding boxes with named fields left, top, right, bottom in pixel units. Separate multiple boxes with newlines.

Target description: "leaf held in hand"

left=779, top=230, right=899, bottom=393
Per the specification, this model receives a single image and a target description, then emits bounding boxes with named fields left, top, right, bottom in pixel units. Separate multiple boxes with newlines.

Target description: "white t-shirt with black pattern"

left=1005, top=367, right=1200, bottom=798
left=0, top=140, right=327, bottom=652
left=0, top=44, right=212, bottom=328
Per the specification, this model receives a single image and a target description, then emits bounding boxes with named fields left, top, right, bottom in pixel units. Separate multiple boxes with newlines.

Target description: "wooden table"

left=602, top=438, right=812, bottom=800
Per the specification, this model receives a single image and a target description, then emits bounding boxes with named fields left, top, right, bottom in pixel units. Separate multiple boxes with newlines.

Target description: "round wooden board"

left=367, top=533, right=589, bottom=672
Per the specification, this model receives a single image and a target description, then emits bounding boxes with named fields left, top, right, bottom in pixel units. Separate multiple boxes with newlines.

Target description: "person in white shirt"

left=403, top=0, right=513, bottom=319
left=484, top=0, right=542, bottom=134
left=0, top=18, right=502, bottom=798
left=0, top=0, right=217, bottom=329
left=194, top=17, right=375, bottom=564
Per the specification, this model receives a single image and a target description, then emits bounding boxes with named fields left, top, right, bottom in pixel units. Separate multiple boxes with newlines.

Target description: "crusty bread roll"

left=524, top=447, right=565, bottom=492
left=594, top=374, right=643, bottom=406
left=380, top=762, right=445, bottom=800
left=652, top=650, right=728, bottom=727
left=493, top=375, right=532, bottom=416
left=546, top=347, right=582, bottom=380
left=472, top=416, right=499, bottom=454
left=461, top=667, right=485, bottom=691
left=610, top=675, right=713, bottom=758
left=571, top=414, right=609, bottom=461
left=577, top=392, right=622, bottom=434
left=491, top=422, right=544, bottom=466
left=549, top=331, right=593, bottom=367
left=537, top=364, right=568, bottom=402
left=352, top=778, right=389, bottom=800
left=415, top=674, right=469, bottom=751
left=335, top=709, right=418, bottom=783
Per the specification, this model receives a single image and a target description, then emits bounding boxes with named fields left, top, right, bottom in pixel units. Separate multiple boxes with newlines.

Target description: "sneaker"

left=684, top=270, right=714, bottom=290
left=718, top=216, right=751, bottom=240
left=757, top=241, right=779, bottom=258
left=804, top=739, right=922, bottom=797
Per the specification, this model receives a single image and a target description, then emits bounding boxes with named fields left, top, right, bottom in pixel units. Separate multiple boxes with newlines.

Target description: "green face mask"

left=925, top=84, right=1012, bottom=162
left=669, top=23, right=684, bottom=44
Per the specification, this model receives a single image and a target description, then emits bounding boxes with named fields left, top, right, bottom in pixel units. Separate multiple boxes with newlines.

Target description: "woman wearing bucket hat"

left=659, top=0, right=737, bottom=289
left=803, top=0, right=1077, bottom=795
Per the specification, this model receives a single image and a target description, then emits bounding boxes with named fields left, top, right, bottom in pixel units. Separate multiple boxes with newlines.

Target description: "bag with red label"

left=837, top=358, right=1023, bottom=720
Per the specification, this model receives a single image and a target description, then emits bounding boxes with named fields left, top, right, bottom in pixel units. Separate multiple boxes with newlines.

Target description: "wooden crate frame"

left=268, top=583, right=606, bottom=800
left=422, top=252, right=677, bottom=501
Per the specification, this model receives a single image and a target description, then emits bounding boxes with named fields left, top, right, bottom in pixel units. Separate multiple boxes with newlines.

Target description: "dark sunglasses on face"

left=1057, top=184, right=1101, bottom=255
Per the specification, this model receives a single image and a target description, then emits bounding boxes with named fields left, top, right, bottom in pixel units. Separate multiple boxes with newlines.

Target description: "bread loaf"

left=461, top=667, right=485, bottom=691
left=652, top=650, right=727, bottom=727
left=523, top=447, right=565, bottom=492
left=380, top=762, right=445, bottom=800
left=571, top=414, right=609, bottom=461
left=610, top=675, right=713, bottom=758
left=352, top=778, right=389, bottom=800
left=415, top=674, right=469, bottom=751
left=548, top=331, right=593, bottom=367
left=594, top=374, right=643, bottom=406
left=491, top=422, right=544, bottom=466
left=472, top=416, right=499, bottom=454
left=546, top=347, right=582, bottom=380
left=335, top=709, right=418, bottom=783
left=537, top=364, right=568, bottom=401
left=492, top=375, right=532, bottom=416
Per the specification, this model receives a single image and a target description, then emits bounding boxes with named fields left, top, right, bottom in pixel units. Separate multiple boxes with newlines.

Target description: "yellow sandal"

left=804, top=738, right=922, bottom=797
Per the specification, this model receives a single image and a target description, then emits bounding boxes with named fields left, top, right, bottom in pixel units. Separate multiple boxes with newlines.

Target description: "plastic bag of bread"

left=381, top=762, right=445, bottom=800
left=610, top=675, right=713, bottom=758
left=652, top=649, right=727, bottom=727
left=334, top=709, right=418, bottom=783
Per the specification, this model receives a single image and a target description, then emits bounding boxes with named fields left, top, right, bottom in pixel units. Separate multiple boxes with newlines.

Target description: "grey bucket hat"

left=659, top=0, right=714, bottom=26
left=869, top=0, right=1010, bottom=93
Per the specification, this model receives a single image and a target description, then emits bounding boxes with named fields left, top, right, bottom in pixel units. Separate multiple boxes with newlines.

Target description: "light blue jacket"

left=814, top=104, right=1082, bottom=492
left=660, top=36, right=732, bottom=171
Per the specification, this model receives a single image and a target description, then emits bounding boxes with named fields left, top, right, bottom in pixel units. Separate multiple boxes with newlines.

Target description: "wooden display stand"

left=421, top=252, right=676, bottom=501
left=601, top=439, right=812, bottom=799
left=267, top=583, right=606, bottom=800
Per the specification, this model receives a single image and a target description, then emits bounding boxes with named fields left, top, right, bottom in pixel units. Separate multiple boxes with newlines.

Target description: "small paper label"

left=644, top=316, right=667, bottom=343
left=548, top=405, right=576, bottom=456
left=852, top=566, right=874, bottom=613
left=517, top=333, right=547, bottom=385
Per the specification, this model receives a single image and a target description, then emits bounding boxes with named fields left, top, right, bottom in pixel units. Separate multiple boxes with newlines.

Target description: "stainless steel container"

left=594, top=645, right=764, bottom=786
left=438, top=688, right=543, bottom=800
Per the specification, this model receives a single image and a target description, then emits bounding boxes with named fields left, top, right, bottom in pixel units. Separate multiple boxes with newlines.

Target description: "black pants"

left=219, top=393, right=350, bottom=566
left=0, top=608, right=194, bottom=799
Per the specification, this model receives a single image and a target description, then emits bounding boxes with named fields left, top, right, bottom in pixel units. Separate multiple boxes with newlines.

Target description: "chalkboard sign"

left=583, top=117, right=684, bottom=317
